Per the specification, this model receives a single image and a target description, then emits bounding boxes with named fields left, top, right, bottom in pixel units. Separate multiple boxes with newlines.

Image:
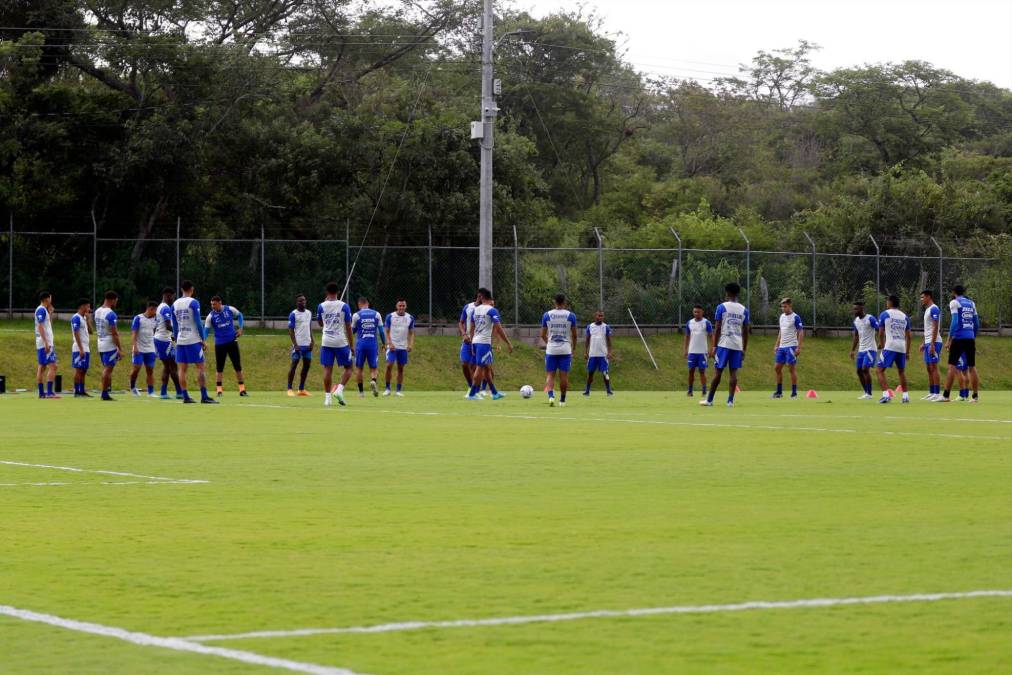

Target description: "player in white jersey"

left=287, top=294, right=315, bottom=396
left=317, top=281, right=355, bottom=406
left=875, top=295, right=911, bottom=404
left=34, top=291, right=59, bottom=399
left=683, top=304, right=712, bottom=397
left=702, top=282, right=749, bottom=408
left=458, top=293, right=478, bottom=392
left=93, top=290, right=123, bottom=401
left=383, top=299, right=415, bottom=396
left=919, top=289, right=944, bottom=400
left=583, top=310, right=613, bottom=396
left=849, top=301, right=878, bottom=399
left=129, top=301, right=159, bottom=397
left=70, top=297, right=92, bottom=397
left=540, top=293, right=578, bottom=406
left=772, top=298, right=804, bottom=399
left=155, top=288, right=182, bottom=399
left=171, top=280, right=216, bottom=404
left=466, top=287, right=513, bottom=400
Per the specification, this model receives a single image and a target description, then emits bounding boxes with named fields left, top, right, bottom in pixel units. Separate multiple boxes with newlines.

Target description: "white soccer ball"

left=520, top=385, right=534, bottom=398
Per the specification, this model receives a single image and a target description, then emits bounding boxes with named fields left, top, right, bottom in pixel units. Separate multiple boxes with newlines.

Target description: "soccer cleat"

left=686, top=391, right=693, bottom=397
left=176, top=393, right=185, bottom=400
left=548, top=397, right=555, bottom=407
left=857, top=393, right=873, bottom=400
left=239, top=390, right=248, bottom=397
left=287, top=389, right=296, bottom=397
left=492, top=392, right=505, bottom=400
left=370, top=381, right=379, bottom=397
left=130, top=388, right=140, bottom=397
left=699, top=400, right=713, bottom=407
left=558, top=401, right=566, bottom=407
left=606, top=391, right=614, bottom=396
left=935, top=396, right=950, bottom=403
left=969, top=397, right=978, bottom=403
left=201, top=398, right=219, bottom=404
left=358, top=391, right=365, bottom=398
left=583, top=392, right=590, bottom=397
left=297, top=390, right=311, bottom=397
left=183, top=398, right=196, bottom=404
left=789, top=393, right=798, bottom=399
left=324, top=395, right=332, bottom=407
left=395, top=391, right=405, bottom=397
left=770, top=392, right=782, bottom=399
left=336, top=391, right=346, bottom=406
left=726, top=401, right=734, bottom=408
left=901, top=393, right=910, bottom=403
left=920, top=393, right=934, bottom=400
left=464, top=392, right=473, bottom=399
left=382, top=390, right=391, bottom=397
left=466, top=395, right=481, bottom=401
left=878, top=395, right=891, bottom=404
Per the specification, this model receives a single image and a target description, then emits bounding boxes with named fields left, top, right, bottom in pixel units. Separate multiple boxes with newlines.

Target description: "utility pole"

left=478, top=0, right=495, bottom=292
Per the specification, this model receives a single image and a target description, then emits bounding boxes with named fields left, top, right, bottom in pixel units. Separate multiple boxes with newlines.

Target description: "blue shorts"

left=356, top=343, right=378, bottom=369
left=686, top=353, right=708, bottom=370
left=100, top=350, right=120, bottom=367
left=878, top=350, right=906, bottom=370
left=72, top=352, right=90, bottom=371
left=132, top=352, right=157, bottom=367
left=36, top=347, right=57, bottom=366
left=459, top=342, right=476, bottom=365
left=154, top=338, right=175, bottom=361
left=775, top=346, right=798, bottom=365
left=856, top=350, right=877, bottom=370
left=545, top=353, right=572, bottom=373
left=386, top=348, right=409, bottom=366
left=714, top=346, right=744, bottom=370
left=923, top=342, right=943, bottom=364
left=587, top=356, right=609, bottom=373
left=291, top=346, right=312, bottom=362
left=473, top=343, right=493, bottom=366
left=175, top=343, right=205, bottom=364
left=320, top=345, right=352, bottom=368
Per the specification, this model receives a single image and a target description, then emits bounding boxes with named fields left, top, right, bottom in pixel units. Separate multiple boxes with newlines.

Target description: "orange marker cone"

left=806, top=389, right=817, bottom=398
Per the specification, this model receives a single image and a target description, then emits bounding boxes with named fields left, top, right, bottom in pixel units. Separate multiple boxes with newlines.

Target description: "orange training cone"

left=806, top=389, right=818, bottom=398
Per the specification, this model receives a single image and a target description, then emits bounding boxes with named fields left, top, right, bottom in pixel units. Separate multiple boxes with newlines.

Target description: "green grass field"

left=1, top=389, right=1009, bottom=674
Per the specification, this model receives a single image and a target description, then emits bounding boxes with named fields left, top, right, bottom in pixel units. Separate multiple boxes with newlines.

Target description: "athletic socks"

left=488, top=382, right=499, bottom=396
left=385, top=382, right=391, bottom=391
left=548, top=390, right=555, bottom=400
left=161, top=384, right=168, bottom=397
left=130, top=375, right=137, bottom=389
left=38, top=383, right=45, bottom=398
left=791, top=385, right=797, bottom=397
left=775, top=383, right=783, bottom=395
left=688, top=385, right=693, bottom=395
left=46, top=381, right=54, bottom=396
left=358, top=382, right=364, bottom=393
left=396, top=383, right=402, bottom=392
left=560, top=391, right=566, bottom=403
left=200, top=386, right=209, bottom=400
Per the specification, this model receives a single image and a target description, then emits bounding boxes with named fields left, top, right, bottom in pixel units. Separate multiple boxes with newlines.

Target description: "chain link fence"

left=2, top=218, right=1007, bottom=329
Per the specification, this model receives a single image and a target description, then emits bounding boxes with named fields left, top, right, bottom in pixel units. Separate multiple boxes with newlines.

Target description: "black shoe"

left=239, top=390, right=248, bottom=397
left=201, top=398, right=219, bottom=404
left=183, top=398, right=196, bottom=404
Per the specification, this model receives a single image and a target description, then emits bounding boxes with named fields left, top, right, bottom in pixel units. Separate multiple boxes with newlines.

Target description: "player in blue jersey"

left=875, top=295, right=911, bottom=404
left=849, top=301, right=878, bottom=399
left=205, top=296, right=246, bottom=397
left=287, top=294, right=314, bottom=396
left=384, top=299, right=415, bottom=396
left=70, top=298, right=92, bottom=397
left=702, top=283, right=749, bottom=408
left=317, top=281, right=355, bottom=407
left=352, top=297, right=385, bottom=397
left=170, top=280, right=217, bottom=404
left=458, top=294, right=478, bottom=392
left=34, top=291, right=59, bottom=399
left=466, top=288, right=513, bottom=400
left=939, top=284, right=980, bottom=402
left=919, top=289, right=944, bottom=400
left=541, top=293, right=578, bottom=406
left=94, top=290, right=123, bottom=401
left=155, top=287, right=182, bottom=399
left=583, top=310, right=613, bottom=396
left=683, top=305, right=712, bottom=397
left=772, top=298, right=803, bottom=399
left=129, top=302, right=159, bottom=396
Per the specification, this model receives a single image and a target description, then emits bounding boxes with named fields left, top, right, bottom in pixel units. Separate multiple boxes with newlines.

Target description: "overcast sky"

left=520, top=0, right=1012, bottom=88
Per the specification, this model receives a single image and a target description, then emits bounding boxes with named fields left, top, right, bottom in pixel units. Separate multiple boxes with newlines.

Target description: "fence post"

left=175, top=217, right=181, bottom=293
left=7, top=212, right=13, bottom=318
left=260, top=225, right=266, bottom=327
left=668, top=227, right=682, bottom=328
left=737, top=227, right=750, bottom=314
left=803, top=231, right=817, bottom=332
left=593, top=227, right=604, bottom=312
left=930, top=236, right=943, bottom=304
left=512, top=225, right=519, bottom=326
left=345, top=219, right=350, bottom=297
left=90, top=207, right=98, bottom=306
left=427, top=223, right=433, bottom=325
left=869, top=234, right=880, bottom=314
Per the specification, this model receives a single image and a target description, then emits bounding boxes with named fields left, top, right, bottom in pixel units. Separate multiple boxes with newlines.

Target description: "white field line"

left=0, top=481, right=203, bottom=487
left=184, top=590, right=1012, bottom=642
left=593, top=410, right=1012, bottom=425
left=0, top=460, right=208, bottom=484
left=0, top=604, right=363, bottom=675
left=229, top=402, right=1010, bottom=441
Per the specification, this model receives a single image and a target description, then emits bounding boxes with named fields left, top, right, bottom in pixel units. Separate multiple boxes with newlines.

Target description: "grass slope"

left=1, top=319, right=1012, bottom=392
left=0, top=391, right=1010, bottom=673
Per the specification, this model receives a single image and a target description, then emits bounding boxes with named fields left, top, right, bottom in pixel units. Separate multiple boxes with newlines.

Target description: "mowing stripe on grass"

left=0, top=605, right=363, bottom=675
left=185, top=590, right=1012, bottom=642
left=0, top=460, right=208, bottom=484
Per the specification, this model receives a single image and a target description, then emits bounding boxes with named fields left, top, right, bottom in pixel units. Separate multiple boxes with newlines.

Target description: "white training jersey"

left=778, top=312, right=803, bottom=348
left=715, top=301, right=749, bottom=351
left=852, top=314, right=878, bottom=352
left=289, top=308, right=313, bottom=347
left=172, top=297, right=203, bottom=346
left=923, top=304, right=941, bottom=344
left=686, top=318, right=712, bottom=354
left=385, top=312, right=415, bottom=350
left=317, top=299, right=352, bottom=348
left=879, top=308, right=910, bottom=353
left=70, top=313, right=90, bottom=354
left=471, top=303, right=500, bottom=345
left=93, top=306, right=119, bottom=352
left=586, top=322, right=612, bottom=358
left=34, top=305, right=54, bottom=350
left=154, top=301, right=174, bottom=342
left=459, top=302, right=476, bottom=342
left=132, top=314, right=157, bottom=353
left=542, top=308, right=577, bottom=356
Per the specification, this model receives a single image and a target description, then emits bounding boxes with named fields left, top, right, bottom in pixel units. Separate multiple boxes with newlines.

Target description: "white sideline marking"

left=184, top=590, right=1012, bottom=642
left=0, top=604, right=363, bottom=675
left=0, top=460, right=208, bottom=484
left=0, top=481, right=202, bottom=487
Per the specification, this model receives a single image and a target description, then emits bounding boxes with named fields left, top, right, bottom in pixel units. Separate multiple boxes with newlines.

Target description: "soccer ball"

left=520, top=385, right=534, bottom=398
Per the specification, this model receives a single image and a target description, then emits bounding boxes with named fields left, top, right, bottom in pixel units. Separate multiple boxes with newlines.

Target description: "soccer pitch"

left=1, top=391, right=1009, bottom=674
